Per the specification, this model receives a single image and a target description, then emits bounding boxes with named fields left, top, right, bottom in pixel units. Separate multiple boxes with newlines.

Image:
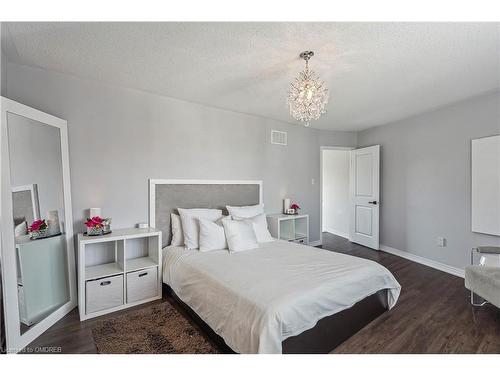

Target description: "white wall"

left=358, top=91, right=500, bottom=269
left=4, top=62, right=358, bottom=243
left=322, top=149, right=350, bottom=238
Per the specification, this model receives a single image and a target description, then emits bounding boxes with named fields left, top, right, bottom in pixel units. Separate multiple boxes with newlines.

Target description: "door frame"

left=319, top=146, right=355, bottom=246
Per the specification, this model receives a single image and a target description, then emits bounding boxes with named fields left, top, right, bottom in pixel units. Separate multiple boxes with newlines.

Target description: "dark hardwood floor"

left=322, top=234, right=500, bottom=354
left=24, top=233, right=500, bottom=354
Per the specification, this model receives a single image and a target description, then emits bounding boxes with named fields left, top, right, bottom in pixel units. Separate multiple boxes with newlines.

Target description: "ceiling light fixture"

left=287, top=51, right=329, bottom=127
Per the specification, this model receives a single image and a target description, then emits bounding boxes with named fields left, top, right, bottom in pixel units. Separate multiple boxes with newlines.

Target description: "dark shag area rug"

left=92, top=301, right=220, bottom=354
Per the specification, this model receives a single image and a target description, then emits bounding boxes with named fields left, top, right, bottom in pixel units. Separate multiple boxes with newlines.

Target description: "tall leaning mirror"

left=0, top=97, right=76, bottom=353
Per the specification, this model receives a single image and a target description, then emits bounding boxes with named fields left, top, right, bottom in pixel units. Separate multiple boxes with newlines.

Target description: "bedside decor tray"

left=83, top=230, right=112, bottom=237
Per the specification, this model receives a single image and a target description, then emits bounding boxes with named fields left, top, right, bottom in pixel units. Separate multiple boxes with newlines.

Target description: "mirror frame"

left=0, top=97, right=77, bottom=353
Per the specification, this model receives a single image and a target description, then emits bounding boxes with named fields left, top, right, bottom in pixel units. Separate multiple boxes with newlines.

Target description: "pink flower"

left=91, top=216, right=103, bottom=225
left=290, top=203, right=300, bottom=210
left=85, top=216, right=104, bottom=228
left=29, top=219, right=47, bottom=232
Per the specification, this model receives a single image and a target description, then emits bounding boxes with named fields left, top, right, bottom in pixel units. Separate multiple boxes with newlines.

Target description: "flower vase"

left=30, top=227, right=48, bottom=240
left=87, top=226, right=103, bottom=236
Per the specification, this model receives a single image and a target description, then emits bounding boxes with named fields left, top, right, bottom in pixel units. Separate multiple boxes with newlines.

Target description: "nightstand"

left=77, top=228, right=162, bottom=321
left=266, top=214, right=309, bottom=245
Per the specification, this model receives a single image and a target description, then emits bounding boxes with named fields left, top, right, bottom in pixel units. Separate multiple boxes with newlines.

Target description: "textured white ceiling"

left=2, top=22, right=499, bottom=130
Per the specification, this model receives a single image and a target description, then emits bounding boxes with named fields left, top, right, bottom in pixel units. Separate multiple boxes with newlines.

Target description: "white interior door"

left=349, top=145, right=380, bottom=250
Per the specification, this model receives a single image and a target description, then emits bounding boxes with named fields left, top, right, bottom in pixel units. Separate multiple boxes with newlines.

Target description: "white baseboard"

left=323, top=228, right=349, bottom=239
left=309, top=240, right=322, bottom=247
left=380, top=245, right=465, bottom=278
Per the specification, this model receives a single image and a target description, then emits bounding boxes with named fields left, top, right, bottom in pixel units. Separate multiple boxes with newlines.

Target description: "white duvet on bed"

left=162, top=240, right=401, bottom=354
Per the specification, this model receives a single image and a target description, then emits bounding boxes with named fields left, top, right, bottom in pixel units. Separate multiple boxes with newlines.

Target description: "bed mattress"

left=162, top=240, right=401, bottom=354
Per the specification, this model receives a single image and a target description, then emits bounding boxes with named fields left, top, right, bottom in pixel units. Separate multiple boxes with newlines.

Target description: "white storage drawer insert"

left=126, top=268, right=158, bottom=303
left=86, top=274, right=123, bottom=314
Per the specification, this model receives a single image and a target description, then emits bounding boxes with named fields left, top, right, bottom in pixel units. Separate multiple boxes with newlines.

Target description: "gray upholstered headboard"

left=149, top=180, right=262, bottom=248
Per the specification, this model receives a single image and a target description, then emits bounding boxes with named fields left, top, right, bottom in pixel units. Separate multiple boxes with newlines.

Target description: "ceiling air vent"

left=271, top=130, right=287, bottom=146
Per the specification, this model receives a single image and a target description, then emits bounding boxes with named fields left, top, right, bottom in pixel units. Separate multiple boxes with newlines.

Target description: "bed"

left=149, top=179, right=401, bottom=354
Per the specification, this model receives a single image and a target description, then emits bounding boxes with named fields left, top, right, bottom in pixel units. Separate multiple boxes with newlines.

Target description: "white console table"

left=77, top=228, right=162, bottom=321
left=266, top=214, right=309, bottom=245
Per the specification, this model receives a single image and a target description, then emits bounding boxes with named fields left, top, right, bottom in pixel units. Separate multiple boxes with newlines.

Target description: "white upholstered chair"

left=465, top=247, right=500, bottom=308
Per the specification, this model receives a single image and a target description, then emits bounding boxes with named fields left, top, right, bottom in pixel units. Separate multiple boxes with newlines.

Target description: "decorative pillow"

left=233, top=213, right=273, bottom=243
left=226, top=204, right=264, bottom=219
left=170, top=213, right=184, bottom=247
left=222, top=219, right=259, bottom=253
left=199, top=216, right=230, bottom=252
left=14, top=220, right=28, bottom=237
left=178, top=208, right=223, bottom=249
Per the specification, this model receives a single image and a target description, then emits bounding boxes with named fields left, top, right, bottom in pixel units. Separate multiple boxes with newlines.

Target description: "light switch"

left=437, top=237, right=446, bottom=247
left=311, top=178, right=315, bottom=185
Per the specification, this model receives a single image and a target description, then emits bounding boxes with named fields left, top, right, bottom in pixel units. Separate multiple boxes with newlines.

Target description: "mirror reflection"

left=7, top=113, right=70, bottom=333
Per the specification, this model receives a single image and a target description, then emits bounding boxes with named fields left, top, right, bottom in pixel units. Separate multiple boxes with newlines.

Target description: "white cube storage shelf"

left=77, top=228, right=162, bottom=321
left=266, top=214, right=309, bottom=244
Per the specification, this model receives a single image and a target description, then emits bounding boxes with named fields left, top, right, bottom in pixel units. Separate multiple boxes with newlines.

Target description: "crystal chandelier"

left=287, top=51, right=329, bottom=127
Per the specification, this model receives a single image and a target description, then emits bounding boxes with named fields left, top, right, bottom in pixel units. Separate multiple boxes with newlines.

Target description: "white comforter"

left=162, top=240, right=401, bottom=354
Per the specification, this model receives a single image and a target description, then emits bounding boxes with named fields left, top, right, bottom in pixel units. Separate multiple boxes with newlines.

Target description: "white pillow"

left=222, top=219, right=258, bottom=253
left=178, top=208, right=223, bottom=249
left=226, top=204, right=264, bottom=219
left=170, top=213, right=184, bottom=247
left=233, top=213, right=273, bottom=243
left=199, top=216, right=230, bottom=252
left=14, top=221, right=28, bottom=237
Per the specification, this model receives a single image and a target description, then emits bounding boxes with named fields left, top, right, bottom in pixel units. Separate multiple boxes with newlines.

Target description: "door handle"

left=368, top=201, right=378, bottom=205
